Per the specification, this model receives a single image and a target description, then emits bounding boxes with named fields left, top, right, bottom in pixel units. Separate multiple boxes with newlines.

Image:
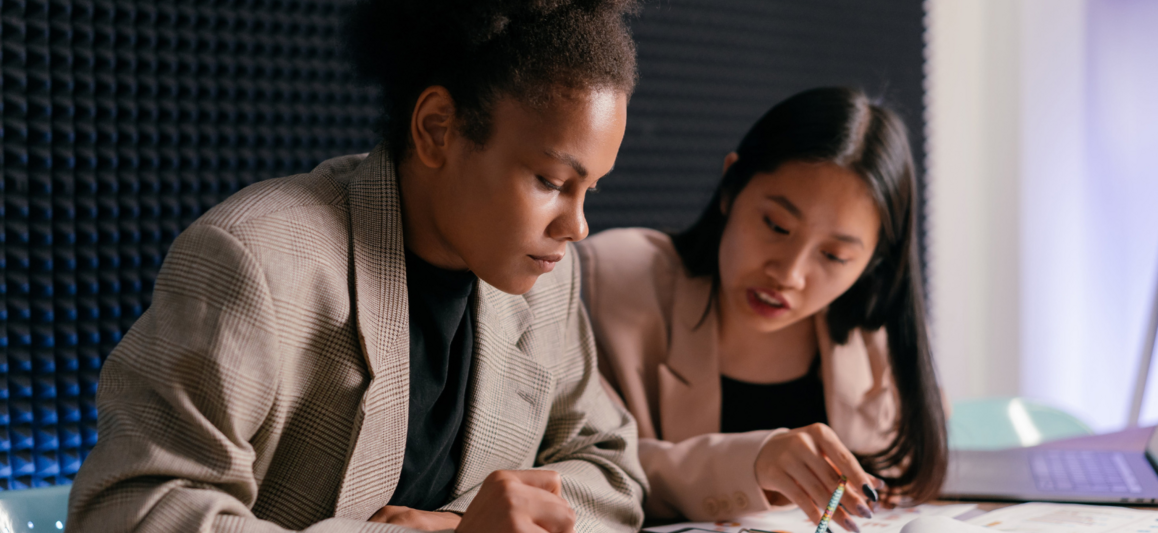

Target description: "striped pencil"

left=814, top=476, right=848, bottom=533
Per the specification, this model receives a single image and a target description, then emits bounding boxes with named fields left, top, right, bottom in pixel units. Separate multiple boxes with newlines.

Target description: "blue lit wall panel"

left=1, top=0, right=379, bottom=491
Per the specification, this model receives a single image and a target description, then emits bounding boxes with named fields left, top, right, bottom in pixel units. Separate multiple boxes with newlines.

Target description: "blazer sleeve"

left=65, top=224, right=422, bottom=533
left=639, top=430, right=792, bottom=521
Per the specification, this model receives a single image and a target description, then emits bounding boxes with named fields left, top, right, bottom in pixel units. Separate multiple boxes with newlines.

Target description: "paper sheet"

left=643, top=503, right=978, bottom=533
left=964, top=502, right=1158, bottom=533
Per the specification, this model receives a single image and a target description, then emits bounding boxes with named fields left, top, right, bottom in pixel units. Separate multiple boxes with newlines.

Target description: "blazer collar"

left=335, top=143, right=412, bottom=519
left=451, top=281, right=545, bottom=496
left=659, top=272, right=722, bottom=443
left=334, top=143, right=542, bottom=516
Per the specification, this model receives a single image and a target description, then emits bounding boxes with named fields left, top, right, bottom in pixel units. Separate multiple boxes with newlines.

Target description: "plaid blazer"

left=65, top=144, right=647, bottom=533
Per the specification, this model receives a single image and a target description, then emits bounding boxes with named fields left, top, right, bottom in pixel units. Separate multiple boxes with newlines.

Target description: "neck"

left=397, top=154, right=469, bottom=271
left=716, top=298, right=819, bottom=383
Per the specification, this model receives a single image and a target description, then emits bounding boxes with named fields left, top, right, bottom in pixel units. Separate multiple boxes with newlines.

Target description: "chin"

left=480, top=272, right=540, bottom=295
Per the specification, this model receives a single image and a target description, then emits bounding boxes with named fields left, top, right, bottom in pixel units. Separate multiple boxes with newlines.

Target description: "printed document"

left=643, top=503, right=977, bottom=533
left=964, top=502, right=1158, bottom=533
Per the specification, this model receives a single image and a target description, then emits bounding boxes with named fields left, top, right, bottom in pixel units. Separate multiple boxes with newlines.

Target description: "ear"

left=722, top=151, right=739, bottom=174
left=718, top=153, right=741, bottom=216
left=409, top=86, right=458, bottom=169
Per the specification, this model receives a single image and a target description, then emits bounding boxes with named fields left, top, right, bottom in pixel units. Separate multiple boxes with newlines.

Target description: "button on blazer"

left=66, top=144, right=647, bottom=532
left=576, top=228, right=897, bottom=522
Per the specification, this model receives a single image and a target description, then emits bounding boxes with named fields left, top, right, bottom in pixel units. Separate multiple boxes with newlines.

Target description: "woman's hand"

left=369, top=506, right=462, bottom=530
left=755, top=423, right=884, bottom=533
left=456, top=470, right=577, bottom=533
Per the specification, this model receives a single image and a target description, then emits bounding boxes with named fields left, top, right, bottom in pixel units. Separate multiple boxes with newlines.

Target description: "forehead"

left=741, top=161, right=881, bottom=234
left=488, top=90, right=626, bottom=145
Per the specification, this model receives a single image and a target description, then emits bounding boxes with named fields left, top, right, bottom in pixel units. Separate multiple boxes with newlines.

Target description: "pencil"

left=814, top=476, right=847, bottom=533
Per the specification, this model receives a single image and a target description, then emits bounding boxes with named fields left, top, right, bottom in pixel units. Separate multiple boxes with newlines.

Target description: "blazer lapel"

left=452, top=281, right=554, bottom=496
left=334, top=144, right=411, bottom=519
left=659, top=273, right=722, bottom=443
left=815, top=313, right=895, bottom=451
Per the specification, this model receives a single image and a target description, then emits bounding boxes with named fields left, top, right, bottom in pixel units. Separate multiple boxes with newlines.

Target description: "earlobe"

left=410, top=86, right=457, bottom=169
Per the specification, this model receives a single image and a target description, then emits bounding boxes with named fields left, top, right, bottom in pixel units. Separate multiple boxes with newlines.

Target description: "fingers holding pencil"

left=815, top=476, right=846, bottom=533
left=755, top=424, right=885, bottom=533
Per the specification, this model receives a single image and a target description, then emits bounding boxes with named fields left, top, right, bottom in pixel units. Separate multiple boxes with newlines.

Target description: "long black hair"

left=672, top=87, right=947, bottom=502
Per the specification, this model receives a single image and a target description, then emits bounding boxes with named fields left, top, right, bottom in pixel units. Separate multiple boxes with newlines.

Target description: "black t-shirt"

left=719, top=355, right=828, bottom=434
left=388, top=250, right=477, bottom=511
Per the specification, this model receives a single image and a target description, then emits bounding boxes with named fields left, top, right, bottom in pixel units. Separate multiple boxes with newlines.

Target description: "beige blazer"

left=575, top=228, right=897, bottom=522
left=66, top=144, right=647, bottom=533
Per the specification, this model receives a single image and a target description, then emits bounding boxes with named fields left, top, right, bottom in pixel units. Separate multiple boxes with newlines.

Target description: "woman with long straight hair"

left=577, top=87, right=947, bottom=531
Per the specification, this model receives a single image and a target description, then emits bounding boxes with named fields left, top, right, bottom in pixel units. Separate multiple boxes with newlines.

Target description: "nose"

left=766, top=241, right=808, bottom=291
left=548, top=194, right=589, bottom=242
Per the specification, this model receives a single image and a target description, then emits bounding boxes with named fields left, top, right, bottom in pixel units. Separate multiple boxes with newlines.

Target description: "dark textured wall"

left=0, top=0, right=379, bottom=491
left=587, top=0, right=927, bottom=234
left=0, top=0, right=924, bottom=491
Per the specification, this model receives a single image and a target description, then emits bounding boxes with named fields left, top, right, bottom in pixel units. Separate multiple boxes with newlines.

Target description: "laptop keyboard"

left=1029, top=450, right=1143, bottom=493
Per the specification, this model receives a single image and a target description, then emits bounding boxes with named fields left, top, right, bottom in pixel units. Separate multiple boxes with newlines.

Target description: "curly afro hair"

left=345, top=0, right=641, bottom=157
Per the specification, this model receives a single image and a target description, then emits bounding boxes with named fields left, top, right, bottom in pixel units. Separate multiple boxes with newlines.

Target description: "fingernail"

left=843, top=518, right=861, bottom=533
left=855, top=503, right=873, bottom=519
left=862, top=483, right=879, bottom=502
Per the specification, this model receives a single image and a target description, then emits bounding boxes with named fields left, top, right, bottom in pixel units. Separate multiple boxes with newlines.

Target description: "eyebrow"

left=766, top=195, right=865, bottom=248
left=767, top=195, right=802, bottom=218
left=832, top=233, right=865, bottom=248
left=545, top=149, right=588, bottom=178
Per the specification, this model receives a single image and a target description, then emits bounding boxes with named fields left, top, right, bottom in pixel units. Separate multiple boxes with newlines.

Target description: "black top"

left=388, top=250, right=478, bottom=511
left=719, top=355, right=828, bottom=434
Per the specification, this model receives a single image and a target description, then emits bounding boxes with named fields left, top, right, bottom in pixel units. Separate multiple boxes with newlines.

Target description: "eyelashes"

left=538, top=176, right=600, bottom=193
left=764, top=216, right=790, bottom=235
left=764, top=216, right=850, bottom=265
left=824, top=253, right=849, bottom=265
left=537, top=176, right=563, bottom=192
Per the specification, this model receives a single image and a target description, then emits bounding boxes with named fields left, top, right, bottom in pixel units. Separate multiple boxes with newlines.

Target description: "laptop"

left=942, top=266, right=1158, bottom=505
left=941, top=429, right=1158, bottom=504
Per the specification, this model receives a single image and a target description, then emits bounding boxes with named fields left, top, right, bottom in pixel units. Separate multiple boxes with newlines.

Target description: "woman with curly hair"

left=578, top=87, right=948, bottom=530
left=65, top=1, right=646, bottom=532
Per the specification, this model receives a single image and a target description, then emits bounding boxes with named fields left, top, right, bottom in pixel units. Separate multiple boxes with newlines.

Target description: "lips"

left=529, top=252, right=564, bottom=273
left=746, top=288, right=791, bottom=318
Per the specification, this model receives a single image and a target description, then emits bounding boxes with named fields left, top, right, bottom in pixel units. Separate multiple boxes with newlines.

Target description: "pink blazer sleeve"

left=638, top=431, right=789, bottom=520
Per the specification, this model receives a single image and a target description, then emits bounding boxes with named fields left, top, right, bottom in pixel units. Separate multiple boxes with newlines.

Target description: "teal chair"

left=0, top=485, right=71, bottom=532
left=948, top=397, right=1093, bottom=450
